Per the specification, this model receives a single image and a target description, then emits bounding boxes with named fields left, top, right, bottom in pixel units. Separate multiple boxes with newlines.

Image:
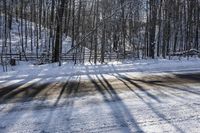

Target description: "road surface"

left=0, top=72, right=200, bottom=133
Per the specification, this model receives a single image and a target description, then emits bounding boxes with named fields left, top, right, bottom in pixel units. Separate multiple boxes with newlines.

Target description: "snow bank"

left=1, top=58, right=200, bottom=81
left=0, top=16, right=72, bottom=54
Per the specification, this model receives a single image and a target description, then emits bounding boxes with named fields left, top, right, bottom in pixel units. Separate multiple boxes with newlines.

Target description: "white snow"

left=0, top=15, right=72, bottom=54
left=1, top=16, right=200, bottom=132
left=0, top=58, right=200, bottom=132
left=1, top=58, right=200, bottom=81
left=0, top=74, right=200, bottom=133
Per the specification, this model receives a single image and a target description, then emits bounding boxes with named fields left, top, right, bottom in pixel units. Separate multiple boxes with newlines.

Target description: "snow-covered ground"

left=0, top=15, right=72, bottom=54
left=0, top=71, right=200, bottom=133
left=1, top=57, right=200, bottom=81
left=0, top=58, right=200, bottom=133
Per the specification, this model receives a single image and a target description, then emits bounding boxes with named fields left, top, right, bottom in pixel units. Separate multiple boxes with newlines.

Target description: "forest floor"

left=0, top=58, right=200, bottom=132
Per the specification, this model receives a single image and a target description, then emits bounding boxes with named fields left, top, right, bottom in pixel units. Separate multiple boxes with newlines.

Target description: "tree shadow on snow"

left=86, top=72, right=145, bottom=132
left=112, top=73, right=185, bottom=133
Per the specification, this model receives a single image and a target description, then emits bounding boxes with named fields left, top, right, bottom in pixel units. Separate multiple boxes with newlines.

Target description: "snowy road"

left=0, top=72, right=200, bottom=133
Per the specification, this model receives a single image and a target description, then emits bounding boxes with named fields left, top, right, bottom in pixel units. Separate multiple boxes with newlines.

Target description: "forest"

left=1, top=1, right=200, bottom=132
left=0, top=0, right=200, bottom=65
